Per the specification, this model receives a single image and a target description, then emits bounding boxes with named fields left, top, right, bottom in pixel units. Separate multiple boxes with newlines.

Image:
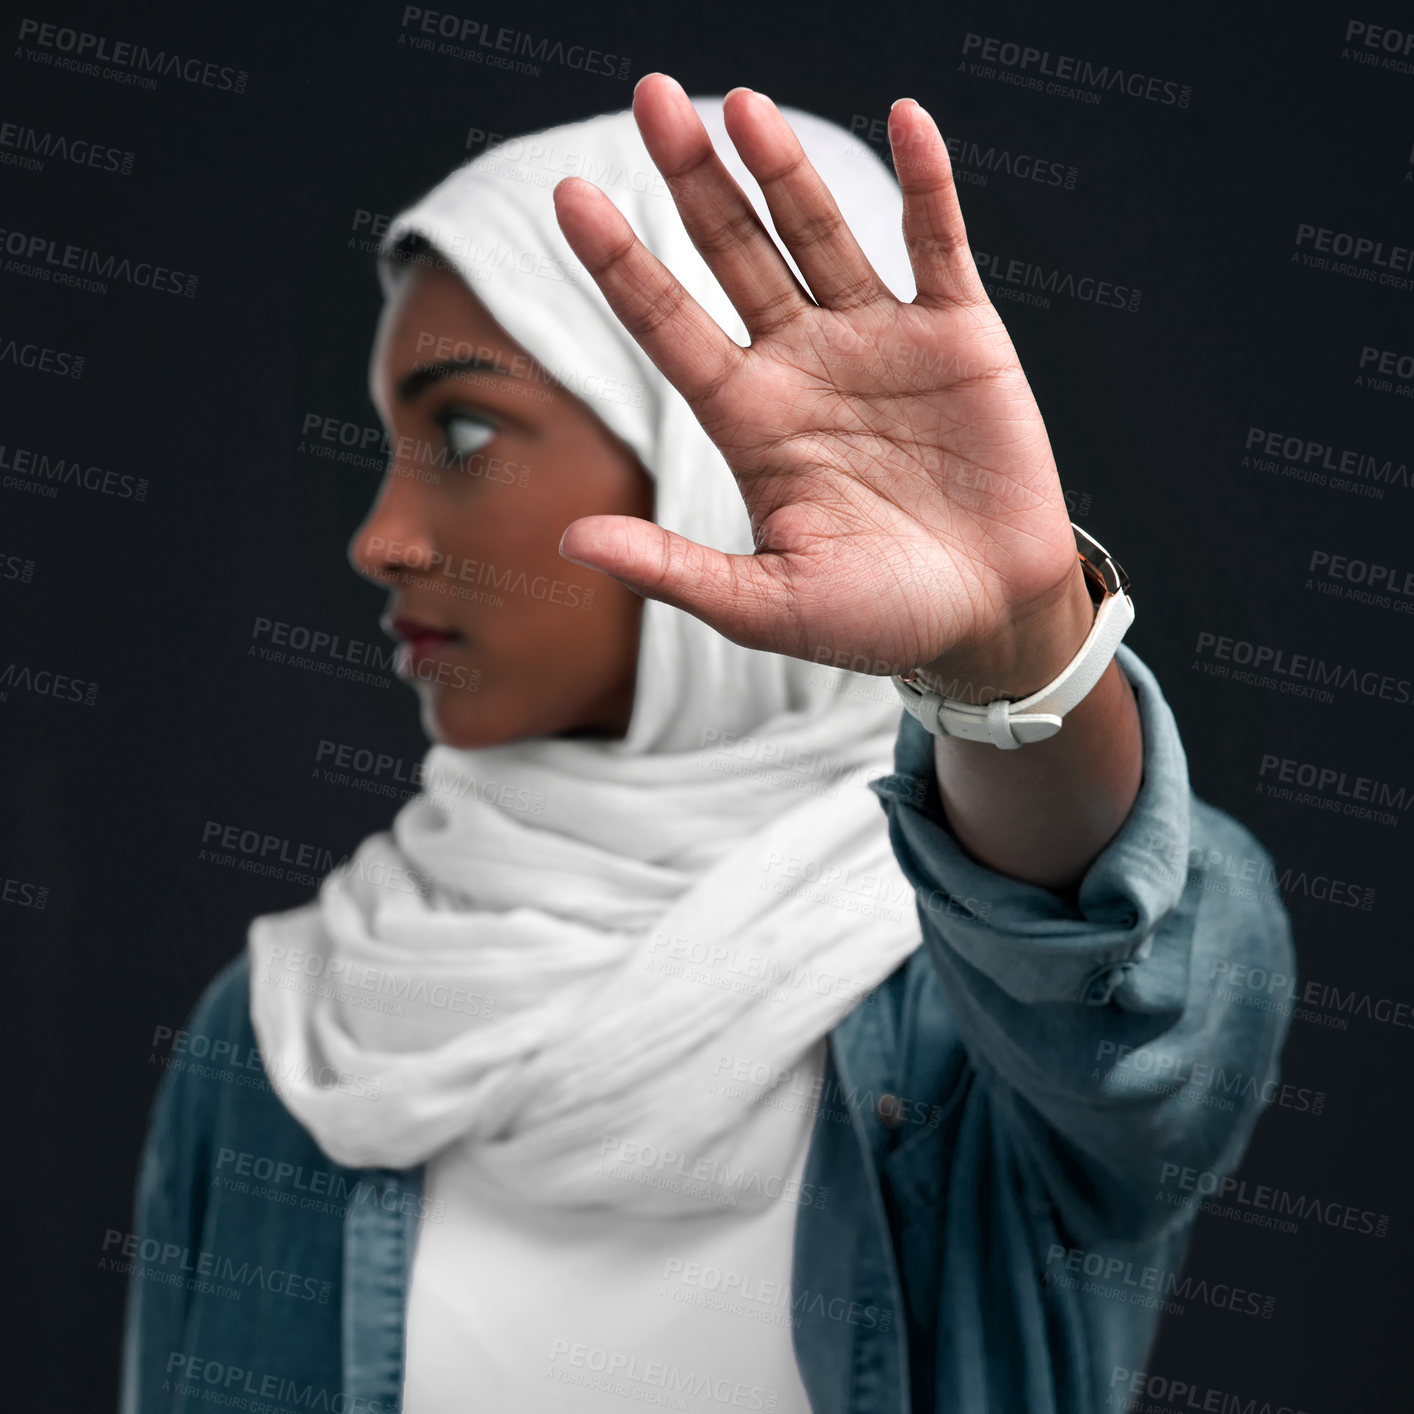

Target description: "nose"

left=347, top=464, right=440, bottom=586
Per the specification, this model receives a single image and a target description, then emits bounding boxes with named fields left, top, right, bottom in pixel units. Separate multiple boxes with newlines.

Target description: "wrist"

left=911, top=559, right=1097, bottom=706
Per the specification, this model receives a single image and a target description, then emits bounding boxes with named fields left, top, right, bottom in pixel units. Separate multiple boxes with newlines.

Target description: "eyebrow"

left=395, top=356, right=523, bottom=405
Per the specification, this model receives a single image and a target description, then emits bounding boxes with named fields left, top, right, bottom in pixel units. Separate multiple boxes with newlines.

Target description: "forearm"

left=914, top=558, right=1143, bottom=896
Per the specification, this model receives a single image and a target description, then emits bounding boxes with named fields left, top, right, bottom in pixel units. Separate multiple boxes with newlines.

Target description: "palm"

left=553, top=76, right=1079, bottom=678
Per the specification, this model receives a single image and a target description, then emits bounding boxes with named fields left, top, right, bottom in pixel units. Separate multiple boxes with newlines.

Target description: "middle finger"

left=632, top=73, right=815, bottom=340
left=721, top=88, right=895, bottom=317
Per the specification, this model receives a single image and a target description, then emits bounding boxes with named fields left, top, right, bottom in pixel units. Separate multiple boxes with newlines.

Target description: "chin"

left=418, top=693, right=472, bottom=749
left=414, top=679, right=619, bottom=749
left=423, top=716, right=486, bottom=752
left=418, top=691, right=524, bottom=751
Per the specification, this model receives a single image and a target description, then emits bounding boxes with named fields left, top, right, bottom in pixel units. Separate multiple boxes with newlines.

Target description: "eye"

left=435, top=409, right=498, bottom=462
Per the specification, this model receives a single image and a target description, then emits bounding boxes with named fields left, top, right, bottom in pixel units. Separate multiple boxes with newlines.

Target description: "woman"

left=121, top=75, right=1295, bottom=1414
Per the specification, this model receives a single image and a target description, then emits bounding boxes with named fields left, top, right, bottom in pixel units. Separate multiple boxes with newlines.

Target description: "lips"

left=384, top=615, right=464, bottom=670
left=388, top=616, right=461, bottom=646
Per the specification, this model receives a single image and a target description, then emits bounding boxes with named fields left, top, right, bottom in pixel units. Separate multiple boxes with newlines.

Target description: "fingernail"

left=558, top=533, right=595, bottom=570
left=891, top=96, right=922, bottom=112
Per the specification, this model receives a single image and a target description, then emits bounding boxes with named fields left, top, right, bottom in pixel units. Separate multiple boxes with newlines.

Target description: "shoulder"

left=147, top=950, right=253, bottom=1139
left=186, top=947, right=254, bottom=1043
left=154, top=949, right=258, bottom=1115
left=150, top=947, right=323, bottom=1167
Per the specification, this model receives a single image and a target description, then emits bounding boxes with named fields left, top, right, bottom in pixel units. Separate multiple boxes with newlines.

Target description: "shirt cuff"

left=866, top=641, right=1192, bottom=1005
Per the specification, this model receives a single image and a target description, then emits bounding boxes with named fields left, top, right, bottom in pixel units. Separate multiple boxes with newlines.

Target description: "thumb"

left=558, top=514, right=786, bottom=652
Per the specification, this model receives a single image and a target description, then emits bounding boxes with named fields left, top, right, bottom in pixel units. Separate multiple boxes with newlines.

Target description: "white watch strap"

left=891, top=526, right=1134, bottom=749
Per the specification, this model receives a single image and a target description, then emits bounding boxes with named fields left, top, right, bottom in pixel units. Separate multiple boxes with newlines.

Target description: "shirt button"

left=877, top=1093, right=905, bottom=1129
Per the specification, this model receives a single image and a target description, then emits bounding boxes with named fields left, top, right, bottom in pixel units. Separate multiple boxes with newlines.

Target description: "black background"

left=3, top=1, right=1411, bottom=1409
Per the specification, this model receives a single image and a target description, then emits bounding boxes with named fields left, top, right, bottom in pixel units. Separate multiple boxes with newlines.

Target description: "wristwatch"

left=890, top=523, right=1134, bottom=750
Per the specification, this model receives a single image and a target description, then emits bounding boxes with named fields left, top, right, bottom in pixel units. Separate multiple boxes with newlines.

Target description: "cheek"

left=511, top=579, right=610, bottom=650
left=500, top=578, right=639, bottom=695
left=450, top=564, right=611, bottom=657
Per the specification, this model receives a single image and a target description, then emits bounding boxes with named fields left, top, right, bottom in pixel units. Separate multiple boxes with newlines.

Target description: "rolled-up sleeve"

left=867, top=642, right=1298, bottom=1246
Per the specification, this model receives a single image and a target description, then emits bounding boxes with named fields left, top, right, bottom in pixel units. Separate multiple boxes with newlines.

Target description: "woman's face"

left=351, top=261, right=655, bottom=748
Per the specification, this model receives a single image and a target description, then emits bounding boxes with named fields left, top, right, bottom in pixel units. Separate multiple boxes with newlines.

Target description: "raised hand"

left=552, top=72, right=1090, bottom=693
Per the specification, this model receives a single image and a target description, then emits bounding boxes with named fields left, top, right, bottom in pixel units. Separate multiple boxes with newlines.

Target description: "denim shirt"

left=119, top=643, right=1295, bottom=1414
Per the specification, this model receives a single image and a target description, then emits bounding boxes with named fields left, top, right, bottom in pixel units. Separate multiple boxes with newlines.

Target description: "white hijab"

left=248, top=95, right=925, bottom=1214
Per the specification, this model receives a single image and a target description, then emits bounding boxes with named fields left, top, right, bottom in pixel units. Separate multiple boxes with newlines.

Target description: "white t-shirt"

left=402, top=1041, right=827, bottom=1414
